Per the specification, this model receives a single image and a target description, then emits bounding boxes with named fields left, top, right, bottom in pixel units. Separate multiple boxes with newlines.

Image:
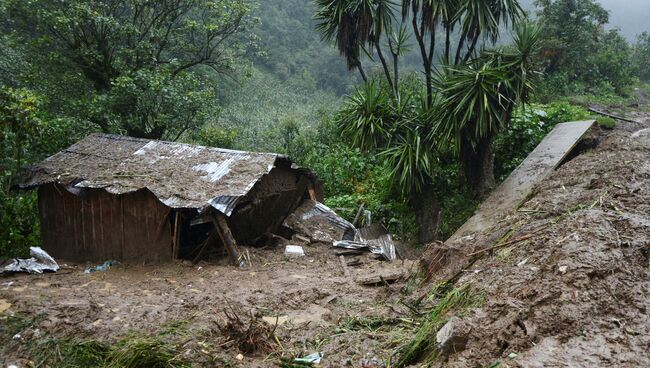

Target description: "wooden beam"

left=213, top=214, right=242, bottom=266
left=172, top=212, right=181, bottom=259
left=308, top=184, right=318, bottom=201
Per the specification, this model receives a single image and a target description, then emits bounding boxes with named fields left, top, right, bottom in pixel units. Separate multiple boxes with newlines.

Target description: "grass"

left=336, top=316, right=412, bottom=334
left=592, top=116, right=617, bottom=129
left=2, top=323, right=194, bottom=368
left=396, top=285, right=485, bottom=367
left=106, top=336, right=191, bottom=368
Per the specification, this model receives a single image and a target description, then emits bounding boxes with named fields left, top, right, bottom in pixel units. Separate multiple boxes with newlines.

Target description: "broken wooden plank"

left=213, top=214, right=242, bottom=266
left=357, top=271, right=403, bottom=286
left=447, top=120, right=595, bottom=243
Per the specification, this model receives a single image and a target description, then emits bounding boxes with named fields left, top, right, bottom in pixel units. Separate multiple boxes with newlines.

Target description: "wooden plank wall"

left=38, top=184, right=172, bottom=263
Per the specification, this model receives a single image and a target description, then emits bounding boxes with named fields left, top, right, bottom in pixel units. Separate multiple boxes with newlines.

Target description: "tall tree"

left=534, top=0, right=609, bottom=80
left=3, top=0, right=256, bottom=140
left=316, top=0, right=524, bottom=105
left=434, top=21, right=541, bottom=195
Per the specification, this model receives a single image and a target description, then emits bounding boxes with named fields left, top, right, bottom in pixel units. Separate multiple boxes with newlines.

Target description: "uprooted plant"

left=216, top=302, right=279, bottom=355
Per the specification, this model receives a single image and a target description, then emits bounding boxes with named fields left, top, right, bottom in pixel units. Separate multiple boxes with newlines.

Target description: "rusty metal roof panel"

left=20, top=133, right=286, bottom=215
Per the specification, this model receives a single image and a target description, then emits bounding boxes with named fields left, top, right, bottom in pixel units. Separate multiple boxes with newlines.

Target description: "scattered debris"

left=0, top=299, right=11, bottom=314
left=285, top=245, right=305, bottom=257
left=283, top=200, right=356, bottom=243
left=84, top=260, right=118, bottom=274
left=217, top=304, right=277, bottom=354
left=294, top=352, right=324, bottom=364
left=356, top=271, right=403, bottom=286
left=1, top=247, right=59, bottom=274
left=262, top=315, right=289, bottom=325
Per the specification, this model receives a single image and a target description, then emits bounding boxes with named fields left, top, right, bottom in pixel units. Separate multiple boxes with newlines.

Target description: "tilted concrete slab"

left=447, top=120, right=596, bottom=243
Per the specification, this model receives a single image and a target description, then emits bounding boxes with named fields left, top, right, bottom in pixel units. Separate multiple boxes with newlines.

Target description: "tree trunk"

left=460, top=136, right=495, bottom=197
left=409, top=183, right=442, bottom=244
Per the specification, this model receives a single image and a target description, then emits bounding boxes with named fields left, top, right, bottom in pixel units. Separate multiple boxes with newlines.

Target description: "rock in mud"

left=436, top=317, right=471, bottom=357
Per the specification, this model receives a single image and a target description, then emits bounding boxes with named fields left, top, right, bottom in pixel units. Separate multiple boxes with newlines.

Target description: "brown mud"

left=423, top=112, right=650, bottom=367
left=2, top=109, right=650, bottom=368
left=1, top=243, right=416, bottom=367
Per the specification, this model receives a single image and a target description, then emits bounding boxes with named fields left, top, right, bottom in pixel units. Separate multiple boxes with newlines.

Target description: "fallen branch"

left=467, top=225, right=550, bottom=257
left=588, top=107, right=637, bottom=123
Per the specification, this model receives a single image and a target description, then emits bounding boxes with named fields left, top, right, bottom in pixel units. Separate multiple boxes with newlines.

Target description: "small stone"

left=236, top=353, right=244, bottom=361
left=559, top=265, right=568, bottom=274
left=436, top=317, right=470, bottom=356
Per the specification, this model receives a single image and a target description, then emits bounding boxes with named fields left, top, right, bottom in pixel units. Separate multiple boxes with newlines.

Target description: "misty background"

left=522, top=0, right=650, bottom=40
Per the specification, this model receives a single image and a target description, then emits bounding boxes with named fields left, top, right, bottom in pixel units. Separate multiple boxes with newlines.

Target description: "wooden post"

left=308, top=184, right=317, bottom=201
left=172, top=212, right=181, bottom=260
left=213, top=214, right=242, bottom=266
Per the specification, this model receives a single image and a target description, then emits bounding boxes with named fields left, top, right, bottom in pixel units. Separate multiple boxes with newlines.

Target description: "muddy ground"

left=1, top=242, right=418, bottom=367
left=2, top=107, right=650, bottom=368
left=423, top=111, right=650, bottom=367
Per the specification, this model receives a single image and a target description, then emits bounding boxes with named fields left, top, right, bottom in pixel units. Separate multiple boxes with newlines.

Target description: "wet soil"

left=424, top=113, right=650, bottom=367
left=1, top=243, right=416, bottom=367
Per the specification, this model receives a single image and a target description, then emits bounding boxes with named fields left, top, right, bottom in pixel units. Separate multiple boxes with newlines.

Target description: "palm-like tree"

left=434, top=21, right=542, bottom=195
left=315, top=0, right=397, bottom=91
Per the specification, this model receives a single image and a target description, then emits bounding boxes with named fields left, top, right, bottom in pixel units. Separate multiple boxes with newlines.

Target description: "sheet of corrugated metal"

left=21, top=134, right=286, bottom=216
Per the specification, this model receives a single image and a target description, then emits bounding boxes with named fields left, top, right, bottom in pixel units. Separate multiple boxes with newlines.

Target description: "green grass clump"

left=30, top=338, right=110, bottom=368
left=594, top=116, right=617, bottom=129
left=396, top=285, right=485, bottom=367
left=106, top=336, right=191, bottom=368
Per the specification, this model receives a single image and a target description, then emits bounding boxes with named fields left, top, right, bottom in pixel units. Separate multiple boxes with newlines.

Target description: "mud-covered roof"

left=20, top=133, right=303, bottom=216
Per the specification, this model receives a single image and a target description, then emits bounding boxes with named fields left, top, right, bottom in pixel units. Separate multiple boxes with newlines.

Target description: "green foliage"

left=0, top=87, right=87, bottom=258
left=106, top=336, right=192, bottom=368
left=189, top=126, right=238, bottom=149
left=216, top=68, right=341, bottom=153
left=3, top=0, right=257, bottom=140
left=254, top=0, right=354, bottom=94
left=534, top=0, right=635, bottom=97
left=632, top=32, right=650, bottom=82
left=25, top=336, right=191, bottom=368
left=494, top=102, right=590, bottom=180
left=298, top=138, right=416, bottom=236
left=594, top=116, right=616, bottom=129
left=396, top=285, right=485, bottom=367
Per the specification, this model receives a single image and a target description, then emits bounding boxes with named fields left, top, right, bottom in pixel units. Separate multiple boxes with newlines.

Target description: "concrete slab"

left=447, top=120, right=596, bottom=243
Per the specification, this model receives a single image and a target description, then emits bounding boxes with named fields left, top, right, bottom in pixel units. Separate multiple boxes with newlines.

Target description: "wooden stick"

left=192, top=233, right=215, bottom=264
left=307, top=184, right=318, bottom=201
left=587, top=107, right=637, bottom=123
left=172, top=212, right=181, bottom=259
left=467, top=225, right=550, bottom=257
left=352, top=203, right=365, bottom=227
left=213, top=214, right=241, bottom=266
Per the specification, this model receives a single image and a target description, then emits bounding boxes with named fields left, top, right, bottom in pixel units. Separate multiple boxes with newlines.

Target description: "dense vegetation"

left=1, top=0, right=649, bottom=256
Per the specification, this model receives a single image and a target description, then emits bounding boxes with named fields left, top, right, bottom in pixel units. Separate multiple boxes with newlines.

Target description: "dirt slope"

left=423, top=115, right=650, bottom=367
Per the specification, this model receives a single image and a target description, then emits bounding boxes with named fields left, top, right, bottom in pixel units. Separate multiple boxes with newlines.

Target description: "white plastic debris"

left=1, top=247, right=59, bottom=274
left=284, top=245, right=305, bottom=257
left=295, top=352, right=323, bottom=364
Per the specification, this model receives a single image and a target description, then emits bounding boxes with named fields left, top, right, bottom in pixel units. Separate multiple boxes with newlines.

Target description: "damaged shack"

left=19, top=134, right=323, bottom=264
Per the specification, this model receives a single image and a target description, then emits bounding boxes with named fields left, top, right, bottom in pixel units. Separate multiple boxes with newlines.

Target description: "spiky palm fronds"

left=315, top=0, right=397, bottom=69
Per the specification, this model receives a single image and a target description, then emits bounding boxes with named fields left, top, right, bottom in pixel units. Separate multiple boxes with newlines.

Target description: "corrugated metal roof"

left=20, top=133, right=298, bottom=216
